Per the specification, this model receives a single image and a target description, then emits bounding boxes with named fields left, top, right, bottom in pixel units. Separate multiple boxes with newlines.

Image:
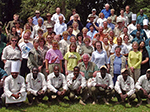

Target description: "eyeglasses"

left=11, top=40, right=17, bottom=42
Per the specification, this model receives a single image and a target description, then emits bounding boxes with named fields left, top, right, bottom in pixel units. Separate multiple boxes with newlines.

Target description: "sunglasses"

left=11, top=40, right=17, bottom=42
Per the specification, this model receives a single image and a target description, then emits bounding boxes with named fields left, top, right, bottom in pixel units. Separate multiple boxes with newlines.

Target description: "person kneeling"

left=115, top=68, right=136, bottom=106
left=135, top=68, right=150, bottom=107
left=26, top=67, right=47, bottom=105
left=67, top=66, right=87, bottom=105
left=47, top=65, right=68, bottom=102
left=90, top=65, right=114, bottom=105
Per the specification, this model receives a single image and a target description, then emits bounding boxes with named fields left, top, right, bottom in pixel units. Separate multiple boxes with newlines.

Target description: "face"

left=117, top=38, right=122, bottom=46
left=92, top=11, right=96, bottom=15
left=132, top=43, right=138, bottom=50
left=11, top=72, right=19, bottom=79
left=54, top=35, right=60, bottom=42
left=12, top=27, right=16, bottom=32
left=38, top=19, right=42, bottom=25
left=111, top=10, right=114, bottom=14
left=126, top=6, right=129, bottom=11
left=74, top=15, right=78, bottom=21
left=109, top=37, right=113, bottom=43
left=47, top=16, right=51, bottom=20
left=136, top=31, right=140, bottom=37
left=115, top=48, right=121, bottom=55
left=59, top=16, right=63, bottom=23
left=47, top=35, right=53, bottom=42
left=96, top=42, right=101, bottom=50
left=11, top=38, right=17, bottom=45
left=71, top=44, right=76, bottom=51
left=144, top=25, right=148, bottom=30
left=26, top=24, right=30, bottom=29
left=123, top=28, right=128, bottom=33
left=36, top=13, right=40, bottom=17
left=38, top=31, right=43, bottom=37
left=84, top=40, right=90, bottom=46
left=23, top=33, right=29, bottom=41
left=96, top=35, right=100, bottom=41
left=109, top=31, right=114, bottom=37
left=32, top=68, right=38, bottom=79
left=107, top=19, right=111, bottom=24
left=99, top=27, right=103, bottom=32
left=74, top=68, right=79, bottom=77
left=90, top=26, right=94, bottom=31
left=137, top=24, right=141, bottom=31
left=146, top=72, right=150, bottom=80
left=63, top=34, right=68, bottom=40
left=47, top=28, right=53, bottom=32
left=15, top=23, right=20, bottom=28
left=39, top=40, right=44, bottom=46
left=77, top=36, right=82, bottom=41
left=100, top=68, right=107, bottom=77
left=28, top=18, right=33, bottom=23
left=122, top=72, right=128, bottom=80
left=100, top=13, right=104, bottom=18
left=54, top=66, right=59, bottom=77
left=52, top=43, right=58, bottom=49
left=140, top=9, right=143, bottom=15
left=83, top=55, right=90, bottom=65
left=70, top=37, right=76, bottom=43
left=103, top=38, right=108, bottom=44
left=90, top=17, right=94, bottom=22
left=68, top=28, right=73, bottom=34
left=13, top=15, right=18, bottom=21
left=120, top=10, right=124, bottom=15
left=56, top=8, right=60, bottom=14
left=34, top=41, right=39, bottom=49
left=73, top=23, right=78, bottom=28
left=105, top=5, right=109, bottom=10
left=140, top=41, right=145, bottom=48
left=103, top=22, right=107, bottom=28
left=124, top=36, right=129, bottom=42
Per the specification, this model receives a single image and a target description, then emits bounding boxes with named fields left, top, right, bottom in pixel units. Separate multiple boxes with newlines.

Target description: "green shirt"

left=77, top=62, right=99, bottom=80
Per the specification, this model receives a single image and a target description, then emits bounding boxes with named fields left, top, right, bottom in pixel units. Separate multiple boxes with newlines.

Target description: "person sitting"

left=26, top=67, right=47, bottom=105
left=115, top=68, right=136, bottom=106
left=47, top=65, right=68, bottom=102
left=4, top=61, right=26, bottom=107
left=67, top=66, right=87, bottom=105
left=90, top=65, right=114, bottom=105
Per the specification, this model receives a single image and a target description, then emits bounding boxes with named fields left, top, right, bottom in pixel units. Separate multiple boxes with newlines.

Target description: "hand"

left=101, top=84, right=107, bottom=89
left=46, top=69, right=49, bottom=74
left=57, top=91, right=61, bottom=96
left=12, top=94, right=20, bottom=99
left=80, top=72, right=85, bottom=77
left=120, top=94, right=127, bottom=101
left=142, top=89, right=148, bottom=97
left=72, top=76, right=77, bottom=81
left=130, top=67, right=134, bottom=73
left=61, top=90, right=66, bottom=95
left=38, top=66, right=42, bottom=72
left=77, top=86, right=82, bottom=94
left=65, top=71, right=68, bottom=75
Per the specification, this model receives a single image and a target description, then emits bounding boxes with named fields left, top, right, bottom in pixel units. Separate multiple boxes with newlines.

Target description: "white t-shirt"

left=51, top=13, right=66, bottom=23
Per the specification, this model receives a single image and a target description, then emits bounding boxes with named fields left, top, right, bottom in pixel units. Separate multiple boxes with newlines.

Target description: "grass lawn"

left=0, top=97, right=150, bottom=112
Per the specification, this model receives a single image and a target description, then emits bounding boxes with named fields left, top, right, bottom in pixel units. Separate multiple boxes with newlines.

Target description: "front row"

left=1, top=63, right=150, bottom=108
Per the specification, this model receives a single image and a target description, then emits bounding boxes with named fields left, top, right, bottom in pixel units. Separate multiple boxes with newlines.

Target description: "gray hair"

left=105, top=3, right=110, bottom=7
left=74, top=13, right=79, bottom=17
left=81, top=53, right=90, bottom=59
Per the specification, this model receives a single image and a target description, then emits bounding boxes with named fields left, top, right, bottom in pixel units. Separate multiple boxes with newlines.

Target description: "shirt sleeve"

left=115, top=76, right=122, bottom=94
left=133, top=52, right=142, bottom=68
left=135, top=76, right=143, bottom=90
left=126, top=78, right=135, bottom=96
left=47, top=75, right=58, bottom=93
left=4, top=77, right=13, bottom=97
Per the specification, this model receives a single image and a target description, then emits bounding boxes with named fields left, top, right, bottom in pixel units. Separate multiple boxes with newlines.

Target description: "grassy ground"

left=0, top=97, right=150, bottom=112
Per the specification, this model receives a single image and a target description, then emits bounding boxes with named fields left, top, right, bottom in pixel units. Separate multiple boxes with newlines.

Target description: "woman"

left=15, top=21, right=23, bottom=38
left=72, top=22, right=80, bottom=37
left=138, top=41, right=149, bottom=76
left=45, top=35, right=53, bottom=49
left=22, top=23, right=34, bottom=39
left=122, top=35, right=132, bottom=51
left=102, top=36, right=111, bottom=58
left=110, top=9, right=117, bottom=24
left=128, top=41, right=142, bottom=82
left=97, top=13, right=107, bottom=27
left=28, top=39, right=44, bottom=73
left=2, top=36, right=21, bottom=75
left=7, top=26, right=19, bottom=43
left=76, top=32, right=84, bottom=47
left=79, top=38, right=93, bottom=56
left=82, top=27, right=91, bottom=40
left=91, top=41, right=108, bottom=68
left=45, top=40, right=63, bottom=74
left=70, top=9, right=80, bottom=21
left=64, top=42, right=81, bottom=75
left=27, top=16, right=34, bottom=31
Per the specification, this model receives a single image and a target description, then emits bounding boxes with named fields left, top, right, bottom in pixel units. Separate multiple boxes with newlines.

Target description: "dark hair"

left=138, top=41, right=146, bottom=52
left=76, top=32, right=83, bottom=41
left=115, top=46, right=122, bottom=50
left=67, top=25, right=73, bottom=30
left=74, top=66, right=80, bottom=71
left=39, top=37, right=46, bottom=45
left=95, top=41, right=103, bottom=50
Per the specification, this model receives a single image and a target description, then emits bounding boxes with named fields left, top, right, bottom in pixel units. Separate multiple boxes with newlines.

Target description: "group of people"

left=0, top=3, right=150, bottom=108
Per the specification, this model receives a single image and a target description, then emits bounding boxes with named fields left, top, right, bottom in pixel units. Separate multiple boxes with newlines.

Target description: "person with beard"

left=115, top=68, right=136, bottom=106
left=19, top=33, right=33, bottom=78
left=26, top=67, right=47, bottom=105
left=135, top=69, right=150, bottom=107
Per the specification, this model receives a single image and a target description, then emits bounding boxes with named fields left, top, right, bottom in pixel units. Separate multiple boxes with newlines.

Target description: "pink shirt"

left=45, top=49, right=63, bottom=64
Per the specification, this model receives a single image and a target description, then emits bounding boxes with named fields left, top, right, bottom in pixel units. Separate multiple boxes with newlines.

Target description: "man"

left=143, top=19, right=150, bottom=39
left=54, top=16, right=67, bottom=35
left=43, top=25, right=53, bottom=39
left=124, top=5, right=133, bottom=24
left=114, top=18, right=124, bottom=38
left=43, top=13, right=55, bottom=29
left=131, top=31, right=144, bottom=44
left=93, top=26, right=106, bottom=41
left=67, top=66, right=87, bottom=105
left=108, top=46, right=127, bottom=85
left=26, top=67, right=47, bottom=105
left=107, top=17, right=115, bottom=30
left=0, top=68, right=8, bottom=108
left=4, top=61, right=26, bottom=106
left=33, top=18, right=46, bottom=38
left=51, top=7, right=66, bottom=23
left=102, top=21, right=111, bottom=34
left=91, top=65, right=114, bottom=105
left=19, top=33, right=33, bottom=78
left=135, top=69, right=150, bottom=107
left=110, top=37, right=129, bottom=57
left=32, top=10, right=44, bottom=25
left=101, top=3, right=111, bottom=19
left=127, top=14, right=137, bottom=35
left=87, top=8, right=99, bottom=23
left=115, top=68, right=136, bottom=105
left=86, top=15, right=99, bottom=31
left=130, top=24, right=147, bottom=40
left=77, top=53, right=99, bottom=80
left=47, top=65, right=68, bottom=102
left=5, top=14, right=19, bottom=34
left=137, top=9, right=149, bottom=28
left=87, top=25, right=98, bottom=40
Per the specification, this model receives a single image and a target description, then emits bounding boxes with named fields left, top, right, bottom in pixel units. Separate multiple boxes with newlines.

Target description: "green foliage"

left=19, top=0, right=81, bottom=24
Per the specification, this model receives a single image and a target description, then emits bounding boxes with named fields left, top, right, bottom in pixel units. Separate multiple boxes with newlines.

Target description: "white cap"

left=92, top=8, right=96, bottom=12
left=11, top=60, right=21, bottom=73
left=143, top=19, right=149, bottom=26
left=132, top=14, right=136, bottom=21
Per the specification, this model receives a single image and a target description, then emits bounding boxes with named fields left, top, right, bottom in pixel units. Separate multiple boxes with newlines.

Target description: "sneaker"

left=92, top=101, right=96, bottom=105
left=79, top=99, right=86, bottom=105
left=103, top=98, right=109, bottom=105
